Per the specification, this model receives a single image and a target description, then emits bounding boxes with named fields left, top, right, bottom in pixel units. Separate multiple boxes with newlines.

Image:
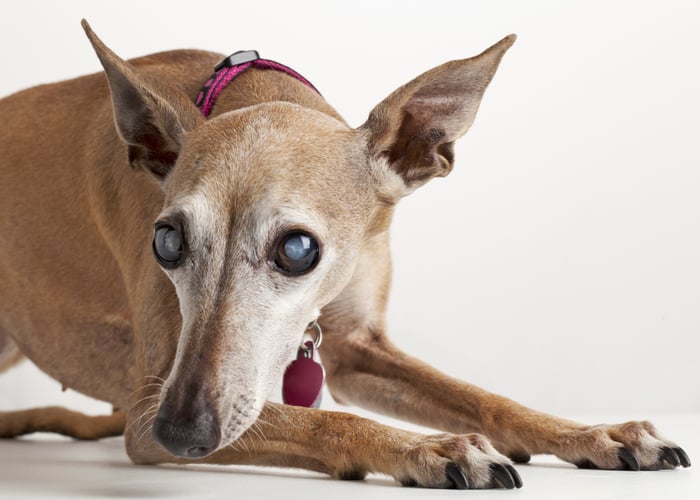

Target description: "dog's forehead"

left=168, top=102, right=374, bottom=221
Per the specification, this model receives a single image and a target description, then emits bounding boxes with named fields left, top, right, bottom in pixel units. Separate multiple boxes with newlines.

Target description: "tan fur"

left=0, top=21, right=689, bottom=490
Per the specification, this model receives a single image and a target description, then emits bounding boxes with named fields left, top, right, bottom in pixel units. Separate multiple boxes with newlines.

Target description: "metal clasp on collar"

left=214, top=50, right=260, bottom=71
left=300, top=321, right=322, bottom=357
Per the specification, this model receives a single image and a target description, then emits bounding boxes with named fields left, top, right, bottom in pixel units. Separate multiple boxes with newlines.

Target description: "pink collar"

left=195, top=50, right=320, bottom=117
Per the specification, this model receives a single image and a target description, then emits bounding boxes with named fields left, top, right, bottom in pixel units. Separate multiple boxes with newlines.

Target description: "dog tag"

left=282, top=341, right=324, bottom=408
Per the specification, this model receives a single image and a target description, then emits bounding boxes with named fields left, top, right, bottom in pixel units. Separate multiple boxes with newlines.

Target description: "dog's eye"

left=153, top=224, right=184, bottom=268
left=275, top=232, right=320, bottom=275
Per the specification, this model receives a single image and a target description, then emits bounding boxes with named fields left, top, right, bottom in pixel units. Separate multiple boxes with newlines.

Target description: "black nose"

left=152, top=398, right=221, bottom=459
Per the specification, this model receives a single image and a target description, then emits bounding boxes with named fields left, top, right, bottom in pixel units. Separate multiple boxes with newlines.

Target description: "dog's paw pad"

left=508, top=451, right=531, bottom=464
left=399, top=477, right=418, bottom=487
left=337, top=469, right=367, bottom=481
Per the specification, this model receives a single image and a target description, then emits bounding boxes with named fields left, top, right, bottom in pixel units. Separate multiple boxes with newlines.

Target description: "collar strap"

left=195, top=50, right=320, bottom=117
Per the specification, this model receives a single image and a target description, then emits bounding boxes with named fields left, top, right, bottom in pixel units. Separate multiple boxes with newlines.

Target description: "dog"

left=0, top=20, right=690, bottom=489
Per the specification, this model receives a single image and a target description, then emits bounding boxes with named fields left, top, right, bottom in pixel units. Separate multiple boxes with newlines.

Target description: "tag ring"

left=301, top=321, right=322, bottom=354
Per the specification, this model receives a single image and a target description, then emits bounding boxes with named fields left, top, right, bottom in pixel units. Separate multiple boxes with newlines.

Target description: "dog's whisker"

left=259, top=404, right=288, bottom=425
left=125, top=406, right=159, bottom=436
left=229, top=435, right=250, bottom=456
left=128, top=383, right=163, bottom=405
left=228, top=440, right=243, bottom=455
left=134, top=375, right=166, bottom=384
left=245, top=421, right=264, bottom=441
left=128, top=394, right=161, bottom=412
left=248, top=423, right=266, bottom=447
left=131, top=404, right=159, bottom=442
left=135, top=413, right=158, bottom=445
left=130, top=382, right=164, bottom=394
left=124, top=404, right=155, bottom=431
left=253, top=415, right=275, bottom=431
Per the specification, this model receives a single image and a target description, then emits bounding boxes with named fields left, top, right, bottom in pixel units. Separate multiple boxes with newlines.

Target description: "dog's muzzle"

left=152, top=386, right=221, bottom=458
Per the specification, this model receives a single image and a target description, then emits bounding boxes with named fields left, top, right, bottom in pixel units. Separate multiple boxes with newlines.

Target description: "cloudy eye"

left=153, top=223, right=184, bottom=268
left=274, top=232, right=320, bottom=275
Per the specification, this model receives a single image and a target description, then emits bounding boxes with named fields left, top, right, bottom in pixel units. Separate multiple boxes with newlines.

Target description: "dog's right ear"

left=82, top=20, right=203, bottom=181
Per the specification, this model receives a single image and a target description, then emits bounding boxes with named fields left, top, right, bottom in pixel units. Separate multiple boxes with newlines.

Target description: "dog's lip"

left=219, top=401, right=263, bottom=446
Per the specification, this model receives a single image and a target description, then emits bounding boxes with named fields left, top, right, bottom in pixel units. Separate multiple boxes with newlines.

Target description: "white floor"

left=0, top=411, right=696, bottom=500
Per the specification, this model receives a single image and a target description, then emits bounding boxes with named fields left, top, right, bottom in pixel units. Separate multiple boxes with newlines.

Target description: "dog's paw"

left=568, top=420, right=691, bottom=471
left=394, top=433, right=522, bottom=489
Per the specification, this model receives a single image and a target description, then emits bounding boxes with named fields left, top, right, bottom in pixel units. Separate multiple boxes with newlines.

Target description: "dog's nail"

left=445, top=462, right=469, bottom=489
left=489, top=463, right=516, bottom=489
left=505, top=464, right=523, bottom=488
left=618, top=448, right=640, bottom=471
left=660, top=446, right=680, bottom=467
left=673, top=447, right=691, bottom=468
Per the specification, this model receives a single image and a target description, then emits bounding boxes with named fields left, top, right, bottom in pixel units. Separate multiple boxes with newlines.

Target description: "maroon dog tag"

left=282, top=341, right=324, bottom=408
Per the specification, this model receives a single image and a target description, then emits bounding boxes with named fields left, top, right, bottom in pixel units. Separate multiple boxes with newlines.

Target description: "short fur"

left=0, top=21, right=690, bottom=489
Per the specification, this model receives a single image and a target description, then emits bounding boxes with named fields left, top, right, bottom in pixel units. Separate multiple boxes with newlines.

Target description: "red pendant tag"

left=282, top=341, right=324, bottom=408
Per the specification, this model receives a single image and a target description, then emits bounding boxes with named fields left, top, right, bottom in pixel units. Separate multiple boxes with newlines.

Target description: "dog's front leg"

left=321, top=329, right=691, bottom=471
left=125, top=402, right=521, bottom=489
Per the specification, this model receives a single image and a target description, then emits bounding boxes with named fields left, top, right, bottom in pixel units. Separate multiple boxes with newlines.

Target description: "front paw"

left=567, top=420, right=691, bottom=471
left=392, top=433, right=523, bottom=489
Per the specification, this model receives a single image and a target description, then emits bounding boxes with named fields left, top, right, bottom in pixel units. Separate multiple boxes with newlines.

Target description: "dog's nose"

left=152, top=395, right=221, bottom=459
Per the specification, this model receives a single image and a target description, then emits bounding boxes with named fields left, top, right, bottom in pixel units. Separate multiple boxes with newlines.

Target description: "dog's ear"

left=81, top=20, right=203, bottom=181
left=361, top=35, right=515, bottom=193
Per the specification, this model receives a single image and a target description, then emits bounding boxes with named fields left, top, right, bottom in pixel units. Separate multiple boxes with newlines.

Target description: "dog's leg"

left=124, top=402, right=521, bottom=489
left=0, top=331, right=124, bottom=440
left=0, top=407, right=125, bottom=439
left=321, top=328, right=690, bottom=471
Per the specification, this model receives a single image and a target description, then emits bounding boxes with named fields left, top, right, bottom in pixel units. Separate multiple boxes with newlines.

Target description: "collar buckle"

left=213, top=50, right=260, bottom=71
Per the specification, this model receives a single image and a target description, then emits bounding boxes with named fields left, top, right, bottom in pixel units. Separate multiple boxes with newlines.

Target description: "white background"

left=0, top=0, right=698, bottom=423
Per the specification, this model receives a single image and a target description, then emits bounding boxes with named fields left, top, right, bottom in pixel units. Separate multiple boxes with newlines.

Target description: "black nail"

left=445, top=462, right=469, bottom=489
left=660, top=446, right=680, bottom=467
left=618, top=448, right=640, bottom=471
left=490, top=463, right=516, bottom=489
left=673, top=447, right=691, bottom=468
left=506, top=464, right=523, bottom=488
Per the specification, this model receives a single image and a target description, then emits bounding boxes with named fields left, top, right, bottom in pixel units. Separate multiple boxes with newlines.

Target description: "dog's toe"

left=566, top=420, right=691, bottom=471
left=397, top=432, right=522, bottom=489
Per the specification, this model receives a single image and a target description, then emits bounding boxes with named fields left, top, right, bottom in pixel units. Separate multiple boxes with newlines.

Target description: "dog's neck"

left=195, top=50, right=321, bottom=118
left=197, top=52, right=344, bottom=124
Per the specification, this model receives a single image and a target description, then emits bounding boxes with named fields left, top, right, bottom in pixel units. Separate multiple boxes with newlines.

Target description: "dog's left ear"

left=361, top=35, right=515, bottom=193
left=82, top=20, right=203, bottom=181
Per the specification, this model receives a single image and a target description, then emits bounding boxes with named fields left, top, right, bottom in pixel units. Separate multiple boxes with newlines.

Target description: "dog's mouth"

left=219, top=400, right=264, bottom=450
left=151, top=400, right=261, bottom=459
left=151, top=379, right=268, bottom=459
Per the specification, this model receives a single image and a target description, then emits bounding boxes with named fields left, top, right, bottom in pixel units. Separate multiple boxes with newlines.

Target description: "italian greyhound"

left=0, top=21, right=690, bottom=489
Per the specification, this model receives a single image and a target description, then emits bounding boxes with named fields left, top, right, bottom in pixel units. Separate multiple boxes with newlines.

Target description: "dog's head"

left=83, top=21, right=514, bottom=458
